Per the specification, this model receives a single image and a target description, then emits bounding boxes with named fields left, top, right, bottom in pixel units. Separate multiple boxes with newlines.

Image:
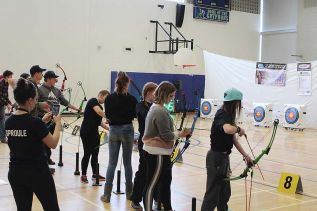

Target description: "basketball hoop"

left=174, top=48, right=197, bottom=68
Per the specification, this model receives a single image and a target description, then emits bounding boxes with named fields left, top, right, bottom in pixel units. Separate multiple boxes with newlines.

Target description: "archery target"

left=254, top=106, right=265, bottom=122
left=200, top=99, right=218, bottom=118
left=285, top=107, right=299, bottom=124
left=253, top=103, right=273, bottom=127
left=283, top=104, right=306, bottom=129
left=201, top=101, right=212, bottom=115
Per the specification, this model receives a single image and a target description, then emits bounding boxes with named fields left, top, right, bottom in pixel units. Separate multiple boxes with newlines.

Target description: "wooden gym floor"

left=0, top=114, right=317, bottom=211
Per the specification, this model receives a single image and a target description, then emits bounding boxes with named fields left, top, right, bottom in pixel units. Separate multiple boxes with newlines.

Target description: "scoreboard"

left=195, top=0, right=230, bottom=10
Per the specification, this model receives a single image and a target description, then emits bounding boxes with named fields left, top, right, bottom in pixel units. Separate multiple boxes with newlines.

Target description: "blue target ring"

left=254, top=106, right=265, bottom=122
left=285, top=107, right=299, bottom=124
left=201, top=101, right=212, bottom=115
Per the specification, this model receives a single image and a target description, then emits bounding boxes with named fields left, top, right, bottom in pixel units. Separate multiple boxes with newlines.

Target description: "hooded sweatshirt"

left=142, top=103, right=177, bottom=155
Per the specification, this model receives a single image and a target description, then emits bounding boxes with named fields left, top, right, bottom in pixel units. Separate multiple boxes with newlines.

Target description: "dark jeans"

left=8, top=164, right=59, bottom=211
left=143, top=152, right=172, bottom=211
left=201, top=150, right=231, bottom=211
left=80, top=131, right=100, bottom=175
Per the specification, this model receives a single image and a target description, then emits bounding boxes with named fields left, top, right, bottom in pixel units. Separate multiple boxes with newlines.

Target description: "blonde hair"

left=153, top=81, right=176, bottom=104
left=99, top=90, right=110, bottom=96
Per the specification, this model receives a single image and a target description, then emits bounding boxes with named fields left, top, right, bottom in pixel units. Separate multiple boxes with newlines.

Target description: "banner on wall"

left=297, top=63, right=312, bottom=96
left=255, top=62, right=287, bottom=86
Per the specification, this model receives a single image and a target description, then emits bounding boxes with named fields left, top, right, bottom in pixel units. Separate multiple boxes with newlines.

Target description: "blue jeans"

left=0, top=106, right=6, bottom=141
left=105, top=124, right=134, bottom=187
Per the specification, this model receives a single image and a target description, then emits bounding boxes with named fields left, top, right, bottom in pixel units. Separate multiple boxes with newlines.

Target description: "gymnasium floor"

left=0, top=114, right=317, bottom=211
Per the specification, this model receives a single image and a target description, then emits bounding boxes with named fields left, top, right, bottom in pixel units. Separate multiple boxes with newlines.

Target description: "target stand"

left=200, top=99, right=218, bottom=119
left=283, top=104, right=306, bottom=131
left=253, top=103, right=273, bottom=127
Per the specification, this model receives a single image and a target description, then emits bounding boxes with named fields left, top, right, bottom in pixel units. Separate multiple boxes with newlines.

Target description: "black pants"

left=131, top=139, right=146, bottom=203
left=143, top=151, right=172, bottom=211
left=8, top=164, right=59, bottom=211
left=45, top=122, right=55, bottom=161
left=80, top=131, right=100, bottom=175
left=201, top=150, right=231, bottom=211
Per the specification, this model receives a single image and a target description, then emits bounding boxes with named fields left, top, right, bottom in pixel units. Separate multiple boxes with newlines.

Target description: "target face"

left=254, top=106, right=265, bottom=122
left=285, top=107, right=299, bottom=124
left=201, top=101, right=212, bottom=115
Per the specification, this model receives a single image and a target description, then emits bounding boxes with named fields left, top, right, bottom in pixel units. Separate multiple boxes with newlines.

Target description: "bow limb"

left=171, top=110, right=199, bottom=164
left=227, top=167, right=251, bottom=181
left=60, top=88, right=72, bottom=113
left=61, top=82, right=87, bottom=127
left=253, top=119, right=278, bottom=165
left=171, top=92, right=188, bottom=155
left=56, top=63, right=68, bottom=92
left=74, top=81, right=87, bottom=118
left=177, top=92, right=187, bottom=131
left=225, top=119, right=279, bottom=181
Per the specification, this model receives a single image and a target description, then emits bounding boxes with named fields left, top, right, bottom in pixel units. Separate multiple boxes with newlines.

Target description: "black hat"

left=44, top=71, right=59, bottom=79
left=30, top=65, right=46, bottom=75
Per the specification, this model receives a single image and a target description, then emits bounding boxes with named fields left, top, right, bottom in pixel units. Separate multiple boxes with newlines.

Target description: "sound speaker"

left=176, top=4, right=185, bottom=28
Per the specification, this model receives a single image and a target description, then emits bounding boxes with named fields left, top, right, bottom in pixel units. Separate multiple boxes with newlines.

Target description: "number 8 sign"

left=277, top=172, right=303, bottom=194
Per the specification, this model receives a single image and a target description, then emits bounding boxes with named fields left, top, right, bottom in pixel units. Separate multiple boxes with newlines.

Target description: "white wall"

left=261, top=32, right=297, bottom=63
left=261, top=0, right=317, bottom=63
left=262, top=0, right=298, bottom=31
left=0, top=0, right=260, bottom=103
left=261, top=0, right=298, bottom=63
left=297, top=0, right=317, bottom=61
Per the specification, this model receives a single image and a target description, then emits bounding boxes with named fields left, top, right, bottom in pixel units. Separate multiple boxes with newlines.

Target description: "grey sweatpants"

left=201, top=150, right=231, bottom=211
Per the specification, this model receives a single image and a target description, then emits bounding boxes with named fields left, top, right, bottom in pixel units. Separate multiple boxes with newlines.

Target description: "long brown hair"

left=223, top=100, right=242, bottom=124
left=115, top=71, right=130, bottom=94
left=153, top=81, right=176, bottom=104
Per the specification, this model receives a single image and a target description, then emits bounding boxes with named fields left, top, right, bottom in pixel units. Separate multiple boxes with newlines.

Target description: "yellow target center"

left=256, top=111, right=261, bottom=117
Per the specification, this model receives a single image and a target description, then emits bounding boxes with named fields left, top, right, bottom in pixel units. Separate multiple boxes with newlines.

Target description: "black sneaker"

left=48, top=159, right=55, bottom=165
left=0, top=140, right=7, bottom=144
left=131, top=201, right=143, bottom=210
left=49, top=168, right=55, bottom=174
left=92, top=174, right=106, bottom=181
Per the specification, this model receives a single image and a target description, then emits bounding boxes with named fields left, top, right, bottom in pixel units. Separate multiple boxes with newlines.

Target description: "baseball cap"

left=30, top=65, right=46, bottom=75
left=223, top=88, right=243, bottom=101
left=44, top=71, right=59, bottom=79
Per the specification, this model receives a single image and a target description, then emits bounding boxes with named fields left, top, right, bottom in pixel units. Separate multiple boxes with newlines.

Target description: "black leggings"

left=45, top=122, right=55, bottom=160
left=80, top=131, right=100, bottom=175
left=8, top=164, right=59, bottom=211
left=131, top=140, right=146, bottom=203
left=143, top=152, right=172, bottom=211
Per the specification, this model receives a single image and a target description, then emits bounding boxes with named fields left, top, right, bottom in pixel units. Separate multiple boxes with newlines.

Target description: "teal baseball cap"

left=223, top=88, right=243, bottom=101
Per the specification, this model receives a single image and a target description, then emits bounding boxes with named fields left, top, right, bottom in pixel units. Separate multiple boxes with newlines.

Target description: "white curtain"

left=204, top=51, right=317, bottom=129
